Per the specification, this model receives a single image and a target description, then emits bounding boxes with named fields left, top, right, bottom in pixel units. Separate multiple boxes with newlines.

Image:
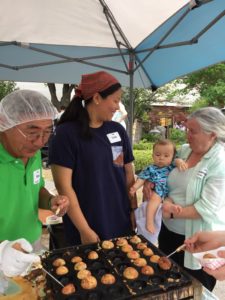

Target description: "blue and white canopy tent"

left=0, top=0, right=224, bottom=138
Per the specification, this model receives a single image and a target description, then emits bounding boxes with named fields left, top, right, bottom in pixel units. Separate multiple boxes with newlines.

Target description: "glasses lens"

left=27, top=129, right=54, bottom=142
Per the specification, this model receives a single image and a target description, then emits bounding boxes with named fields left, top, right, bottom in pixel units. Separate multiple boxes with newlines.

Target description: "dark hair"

left=153, top=139, right=176, bottom=158
left=58, top=83, right=121, bottom=138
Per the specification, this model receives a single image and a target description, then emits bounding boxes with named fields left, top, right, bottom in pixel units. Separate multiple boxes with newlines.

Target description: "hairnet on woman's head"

left=0, top=89, right=57, bottom=132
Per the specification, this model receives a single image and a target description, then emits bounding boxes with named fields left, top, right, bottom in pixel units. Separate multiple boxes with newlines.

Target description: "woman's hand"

left=203, top=257, right=225, bottom=281
left=142, top=181, right=154, bottom=201
left=129, top=186, right=137, bottom=197
left=130, top=210, right=136, bottom=231
left=162, top=198, right=182, bottom=218
left=80, top=228, right=100, bottom=245
left=184, top=231, right=224, bottom=253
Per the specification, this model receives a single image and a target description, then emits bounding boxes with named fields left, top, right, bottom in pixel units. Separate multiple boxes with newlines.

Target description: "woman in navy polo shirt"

left=49, top=71, right=137, bottom=246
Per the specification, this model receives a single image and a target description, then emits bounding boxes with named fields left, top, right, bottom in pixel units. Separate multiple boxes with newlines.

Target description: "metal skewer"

left=41, top=266, right=64, bottom=288
left=167, top=244, right=186, bottom=258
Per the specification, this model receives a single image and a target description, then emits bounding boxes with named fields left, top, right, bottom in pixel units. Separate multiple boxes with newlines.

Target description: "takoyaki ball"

left=71, top=256, right=82, bottom=263
left=77, top=269, right=92, bottom=279
left=74, top=261, right=87, bottom=271
left=81, top=275, right=97, bottom=289
left=116, top=238, right=128, bottom=247
left=123, top=267, right=139, bottom=280
left=203, top=253, right=217, bottom=259
left=129, top=235, right=141, bottom=244
left=127, top=250, right=140, bottom=260
left=53, top=258, right=66, bottom=267
left=61, top=283, right=76, bottom=295
left=133, top=257, right=147, bottom=267
left=141, top=265, right=154, bottom=275
left=150, top=255, right=160, bottom=263
left=102, top=240, right=114, bottom=249
left=56, top=265, right=69, bottom=275
left=143, top=247, right=154, bottom=256
left=101, top=273, right=116, bottom=285
left=158, top=256, right=172, bottom=270
left=88, top=251, right=99, bottom=260
left=136, top=243, right=147, bottom=250
left=121, top=244, right=133, bottom=253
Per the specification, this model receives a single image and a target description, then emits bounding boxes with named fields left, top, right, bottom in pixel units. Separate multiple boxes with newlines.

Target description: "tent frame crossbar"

left=134, top=6, right=191, bottom=73
left=134, top=8, right=225, bottom=74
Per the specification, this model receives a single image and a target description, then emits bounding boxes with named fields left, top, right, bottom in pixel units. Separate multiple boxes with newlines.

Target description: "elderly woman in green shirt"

left=158, top=107, right=225, bottom=292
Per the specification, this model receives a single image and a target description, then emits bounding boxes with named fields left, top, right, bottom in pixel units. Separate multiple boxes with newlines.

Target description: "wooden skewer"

left=55, top=207, right=60, bottom=215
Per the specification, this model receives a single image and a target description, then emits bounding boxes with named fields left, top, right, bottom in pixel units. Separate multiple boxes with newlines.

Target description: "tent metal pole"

left=128, top=53, right=134, bottom=146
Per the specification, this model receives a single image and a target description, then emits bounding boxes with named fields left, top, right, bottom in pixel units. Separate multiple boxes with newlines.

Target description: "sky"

left=16, top=82, right=63, bottom=99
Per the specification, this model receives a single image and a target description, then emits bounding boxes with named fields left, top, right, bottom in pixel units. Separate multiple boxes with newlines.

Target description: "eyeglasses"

left=16, top=126, right=54, bottom=142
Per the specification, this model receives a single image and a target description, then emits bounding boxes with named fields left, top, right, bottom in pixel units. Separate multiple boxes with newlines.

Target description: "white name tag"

left=33, top=169, right=41, bottom=184
left=107, top=132, right=121, bottom=143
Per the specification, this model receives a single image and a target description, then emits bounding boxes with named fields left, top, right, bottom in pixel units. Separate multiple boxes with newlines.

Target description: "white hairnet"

left=0, top=90, right=57, bottom=132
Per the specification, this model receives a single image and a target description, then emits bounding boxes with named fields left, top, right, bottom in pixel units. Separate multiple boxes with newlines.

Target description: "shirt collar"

left=0, top=143, right=39, bottom=164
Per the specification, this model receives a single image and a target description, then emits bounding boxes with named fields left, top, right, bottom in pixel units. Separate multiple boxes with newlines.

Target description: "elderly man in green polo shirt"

left=0, top=90, right=69, bottom=277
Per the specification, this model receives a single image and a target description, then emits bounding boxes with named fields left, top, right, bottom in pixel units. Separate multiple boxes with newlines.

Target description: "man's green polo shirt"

left=0, top=144, right=44, bottom=243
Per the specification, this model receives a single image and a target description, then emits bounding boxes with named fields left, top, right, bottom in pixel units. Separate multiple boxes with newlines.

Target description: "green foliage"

left=0, top=81, right=17, bottom=101
left=133, top=140, right=152, bottom=150
left=189, top=97, right=211, bottom=112
left=184, top=63, right=225, bottom=108
left=141, top=133, right=162, bottom=143
left=122, top=87, right=154, bottom=122
left=133, top=149, right=152, bottom=173
left=169, top=128, right=186, bottom=144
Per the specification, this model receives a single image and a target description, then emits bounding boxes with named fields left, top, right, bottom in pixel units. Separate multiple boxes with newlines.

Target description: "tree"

left=122, top=87, right=156, bottom=122
left=47, top=83, right=74, bottom=111
left=183, top=63, right=225, bottom=108
left=0, top=81, right=17, bottom=101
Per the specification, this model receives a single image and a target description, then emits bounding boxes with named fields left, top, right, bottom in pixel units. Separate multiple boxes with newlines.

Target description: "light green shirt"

left=0, top=144, right=44, bottom=243
left=164, top=167, right=195, bottom=234
left=163, top=142, right=225, bottom=269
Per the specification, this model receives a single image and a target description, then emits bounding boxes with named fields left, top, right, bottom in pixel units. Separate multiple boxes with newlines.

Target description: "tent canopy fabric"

left=0, top=0, right=224, bottom=89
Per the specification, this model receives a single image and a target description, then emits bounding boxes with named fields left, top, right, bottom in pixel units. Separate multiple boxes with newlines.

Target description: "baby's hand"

left=176, top=158, right=188, bottom=171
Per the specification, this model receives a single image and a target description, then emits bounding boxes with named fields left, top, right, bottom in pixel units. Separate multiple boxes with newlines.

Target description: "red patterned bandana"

left=75, top=71, right=119, bottom=100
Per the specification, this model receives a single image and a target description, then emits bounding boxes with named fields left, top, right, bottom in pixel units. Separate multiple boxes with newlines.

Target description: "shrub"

left=141, top=133, right=162, bottom=142
left=169, top=128, right=186, bottom=144
left=133, top=140, right=152, bottom=150
left=133, top=149, right=153, bottom=173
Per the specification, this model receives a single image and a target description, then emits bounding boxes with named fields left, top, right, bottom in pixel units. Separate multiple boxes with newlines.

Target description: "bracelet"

left=170, top=213, right=174, bottom=219
left=48, top=195, right=55, bottom=210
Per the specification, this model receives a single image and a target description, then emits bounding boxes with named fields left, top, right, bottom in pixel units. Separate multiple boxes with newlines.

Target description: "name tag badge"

left=107, top=132, right=121, bottom=143
left=33, top=169, right=41, bottom=184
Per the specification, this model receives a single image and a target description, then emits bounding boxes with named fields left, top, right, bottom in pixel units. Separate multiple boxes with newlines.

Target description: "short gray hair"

left=188, top=107, right=225, bottom=143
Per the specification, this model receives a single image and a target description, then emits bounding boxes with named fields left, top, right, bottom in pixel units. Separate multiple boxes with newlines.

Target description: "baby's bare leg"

left=146, top=192, right=162, bottom=233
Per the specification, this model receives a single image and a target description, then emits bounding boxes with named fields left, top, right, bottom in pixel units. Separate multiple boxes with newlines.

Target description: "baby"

left=130, top=139, right=187, bottom=243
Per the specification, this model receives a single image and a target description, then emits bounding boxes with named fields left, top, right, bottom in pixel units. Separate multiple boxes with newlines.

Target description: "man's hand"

left=0, top=239, right=40, bottom=277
